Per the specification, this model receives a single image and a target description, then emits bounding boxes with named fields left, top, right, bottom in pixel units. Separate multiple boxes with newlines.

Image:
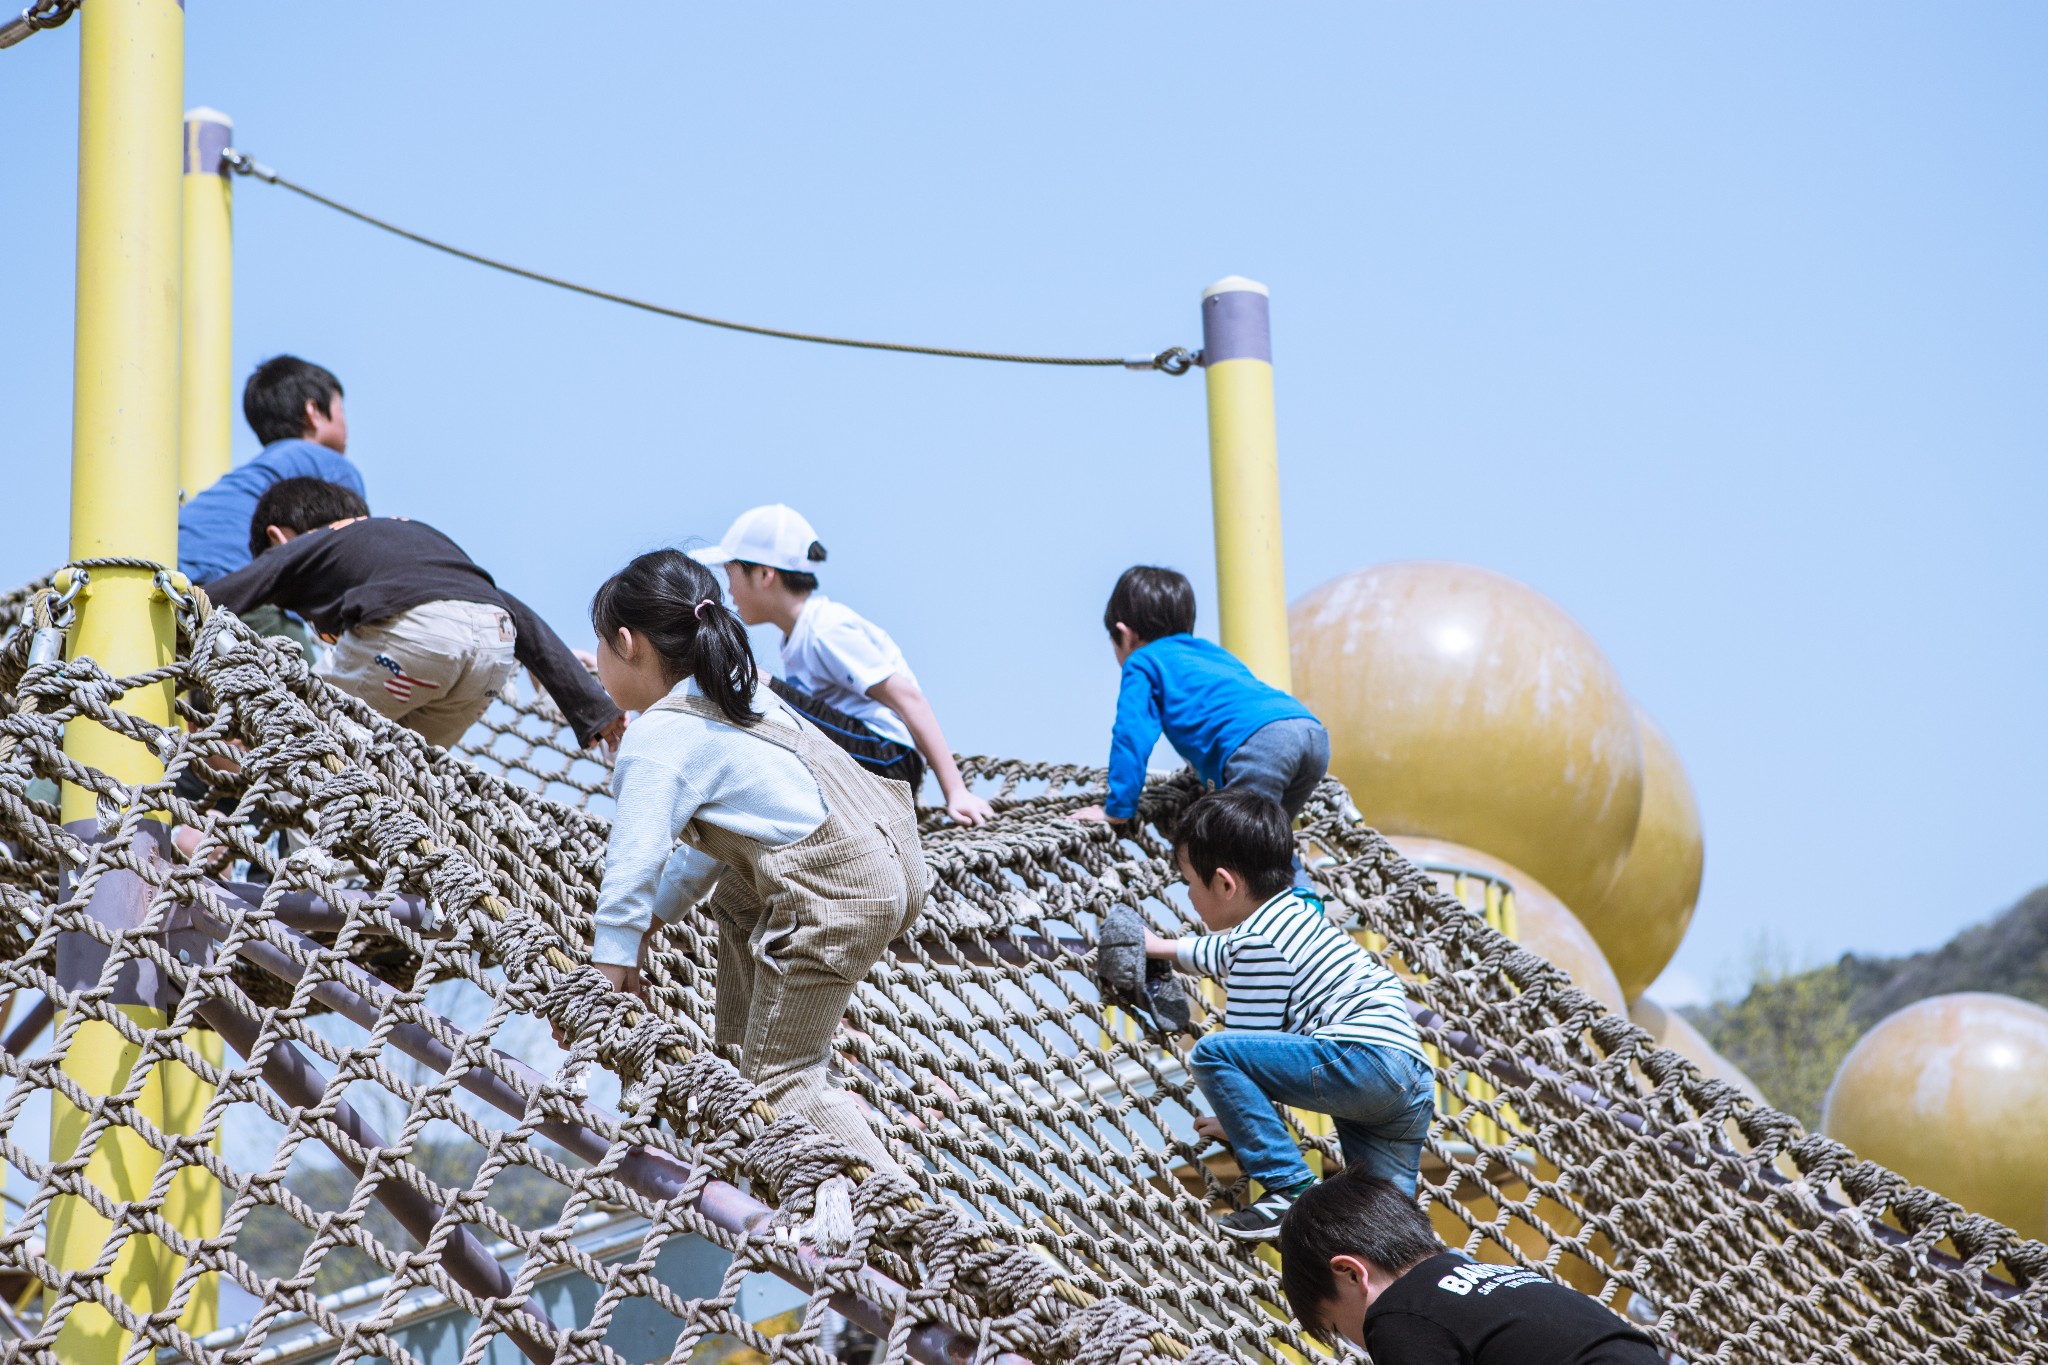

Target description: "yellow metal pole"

left=50, top=0, right=218, bottom=1357
left=1201, top=276, right=1291, bottom=691
left=167, top=95, right=233, bottom=1277
left=62, top=0, right=182, bottom=725
left=179, top=107, right=234, bottom=502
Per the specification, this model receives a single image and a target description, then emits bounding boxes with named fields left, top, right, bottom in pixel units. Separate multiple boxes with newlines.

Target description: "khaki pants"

left=705, top=832, right=920, bottom=1177
left=318, top=600, right=518, bottom=748
left=656, top=689, right=927, bottom=1178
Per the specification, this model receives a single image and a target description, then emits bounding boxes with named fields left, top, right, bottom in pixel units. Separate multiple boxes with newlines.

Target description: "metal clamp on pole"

left=26, top=573, right=87, bottom=666
left=1123, top=346, right=1200, bottom=375
left=151, top=567, right=197, bottom=619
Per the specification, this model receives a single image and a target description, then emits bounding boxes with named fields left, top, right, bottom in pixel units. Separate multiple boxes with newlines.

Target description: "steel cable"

left=221, top=150, right=1198, bottom=375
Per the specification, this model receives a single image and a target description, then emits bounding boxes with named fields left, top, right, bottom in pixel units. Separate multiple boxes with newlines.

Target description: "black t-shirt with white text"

left=1363, top=1253, right=1660, bottom=1365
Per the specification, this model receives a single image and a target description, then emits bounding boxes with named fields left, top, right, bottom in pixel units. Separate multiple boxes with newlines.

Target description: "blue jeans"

left=1221, top=717, right=1330, bottom=821
left=1189, top=1032, right=1435, bottom=1195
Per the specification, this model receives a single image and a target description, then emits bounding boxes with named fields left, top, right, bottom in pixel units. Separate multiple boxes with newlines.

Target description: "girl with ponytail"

left=586, top=549, right=926, bottom=1175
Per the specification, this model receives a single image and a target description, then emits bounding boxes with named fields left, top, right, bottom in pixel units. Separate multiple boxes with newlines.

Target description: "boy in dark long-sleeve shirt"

left=1074, top=565, right=1328, bottom=832
left=204, top=478, right=622, bottom=750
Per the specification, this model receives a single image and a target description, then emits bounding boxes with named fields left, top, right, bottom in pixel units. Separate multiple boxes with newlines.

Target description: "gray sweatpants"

left=1221, top=717, right=1331, bottom=820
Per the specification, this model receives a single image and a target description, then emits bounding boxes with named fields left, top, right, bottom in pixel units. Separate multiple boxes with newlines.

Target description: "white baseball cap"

left=689, top=504, right=828, bottom=575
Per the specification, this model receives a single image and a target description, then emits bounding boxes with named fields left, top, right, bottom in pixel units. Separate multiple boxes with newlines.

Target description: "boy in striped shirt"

left=1145, top=790, right=1436, bottom=1241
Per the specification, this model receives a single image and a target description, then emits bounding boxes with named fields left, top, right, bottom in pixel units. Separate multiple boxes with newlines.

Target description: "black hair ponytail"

left=590, top=549, right=760, bottom=726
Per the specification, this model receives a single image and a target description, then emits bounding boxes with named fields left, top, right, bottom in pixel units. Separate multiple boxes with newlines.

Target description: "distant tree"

left=1687, top=944, right=1863, bottom=1127
left=1845, top=885, right=2048, bottom=1020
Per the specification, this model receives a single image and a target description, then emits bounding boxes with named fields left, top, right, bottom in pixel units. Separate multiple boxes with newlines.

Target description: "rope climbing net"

left=0, top=574, right=2043, bottom=1365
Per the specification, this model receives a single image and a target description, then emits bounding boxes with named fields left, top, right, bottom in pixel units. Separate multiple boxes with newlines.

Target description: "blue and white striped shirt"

left=1176, top=890, right=1426, bottom=1061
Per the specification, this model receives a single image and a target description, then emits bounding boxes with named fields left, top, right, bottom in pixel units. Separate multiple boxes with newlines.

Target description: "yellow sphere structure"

left=1292, top=562, right=1643, bottom=918
left=1628, top=997, right=1763, bottom=1104
left=1388, top=835, right=1627, bottom=1016
left=1583, top=708, right=1704, bottom=1003
left=1821, top=993, right=2048, bottom=1241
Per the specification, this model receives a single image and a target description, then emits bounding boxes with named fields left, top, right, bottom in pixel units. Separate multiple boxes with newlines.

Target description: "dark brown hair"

left=1278, top=1168, right=1445, bottom=1344
left=243, top=355, right=343, bottom=445
left=247, top=477, right=369, bottom=560
left=1103, top=565, right=1196, bottom=643
left=1172, top=789, right=1296, bottom=901
left=590, top=549, right=760, bottom=726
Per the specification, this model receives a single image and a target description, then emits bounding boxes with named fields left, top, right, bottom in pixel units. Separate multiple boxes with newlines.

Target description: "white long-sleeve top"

left=590, top=677, right=826, bottom=967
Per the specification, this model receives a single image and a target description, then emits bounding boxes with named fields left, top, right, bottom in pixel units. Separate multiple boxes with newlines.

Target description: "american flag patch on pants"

left=315, top=600, right=519, bottom=749
left=373, top=653, right=441, bottom=704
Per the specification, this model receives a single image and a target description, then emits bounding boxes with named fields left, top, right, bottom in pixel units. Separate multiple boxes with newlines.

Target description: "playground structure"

left=1822, top=994, right=2048, bottom=1245
left=1387, top=836, right=1629, bottom=1019
left=4, top=4, right=2048, bottom=1364
left=7, top=585, right=2048, bottom=1365
left=1291, top=561, right=1691, bottom=991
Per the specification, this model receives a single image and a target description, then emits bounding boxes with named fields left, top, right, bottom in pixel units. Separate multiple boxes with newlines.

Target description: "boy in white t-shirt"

left=692, top=504, right=994, bottom=827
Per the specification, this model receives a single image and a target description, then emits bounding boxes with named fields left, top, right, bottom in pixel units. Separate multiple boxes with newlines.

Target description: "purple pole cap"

left=1201, top=275, right=1271, bottom=365
left=183, top=106, right=233, bottom=177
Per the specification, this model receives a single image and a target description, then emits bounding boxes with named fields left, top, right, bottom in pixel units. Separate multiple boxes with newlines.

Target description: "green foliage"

left=1686, top=885, right=2048, bottom=1129
left=1686, top=952, right=1863, bottom=1127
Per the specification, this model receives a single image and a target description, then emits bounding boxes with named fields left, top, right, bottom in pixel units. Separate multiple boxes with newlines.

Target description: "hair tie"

left=694, top=599, right=714, bottom=621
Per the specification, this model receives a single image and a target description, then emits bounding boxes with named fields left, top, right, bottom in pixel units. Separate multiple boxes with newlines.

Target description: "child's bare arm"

left=1144, top=927, right=1181, bottom=960
left=867, top=673, right=995, bottom=826
left=596, top=961, right=642, bottom=996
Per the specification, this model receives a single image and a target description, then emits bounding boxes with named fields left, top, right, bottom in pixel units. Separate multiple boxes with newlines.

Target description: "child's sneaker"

left=1217, top=1183, right=1308, bottom=1242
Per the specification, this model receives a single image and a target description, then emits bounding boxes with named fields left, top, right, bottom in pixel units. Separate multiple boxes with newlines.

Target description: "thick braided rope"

left=0, top=582, right=2043, bottom=1365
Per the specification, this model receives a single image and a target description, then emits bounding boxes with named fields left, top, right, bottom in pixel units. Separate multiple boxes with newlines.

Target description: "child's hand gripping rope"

left=1095, top=904, right=1194, bottom=1035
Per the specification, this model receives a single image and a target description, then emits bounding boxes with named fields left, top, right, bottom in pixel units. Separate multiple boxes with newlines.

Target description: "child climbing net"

left=0, top=569, right=2041, bottom=1365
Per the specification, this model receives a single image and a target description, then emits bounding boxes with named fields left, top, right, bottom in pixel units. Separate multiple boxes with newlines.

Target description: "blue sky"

left=4, top=4, right=2043, bottom=1004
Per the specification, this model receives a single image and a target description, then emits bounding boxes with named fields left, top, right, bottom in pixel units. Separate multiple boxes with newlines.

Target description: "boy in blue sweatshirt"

left=180, top=356, right=361, bottom=583
left=1073, top=565, right=1331, bottom=837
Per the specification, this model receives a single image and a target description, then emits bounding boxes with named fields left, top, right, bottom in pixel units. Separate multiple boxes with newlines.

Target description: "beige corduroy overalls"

left=649, top=693, right=928, bottom=1176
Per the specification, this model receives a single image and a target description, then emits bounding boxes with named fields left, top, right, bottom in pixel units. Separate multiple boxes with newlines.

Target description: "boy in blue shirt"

left=1073, top=565, right=1330, bottom=837
left=179, top=356, right=362, bottom=583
